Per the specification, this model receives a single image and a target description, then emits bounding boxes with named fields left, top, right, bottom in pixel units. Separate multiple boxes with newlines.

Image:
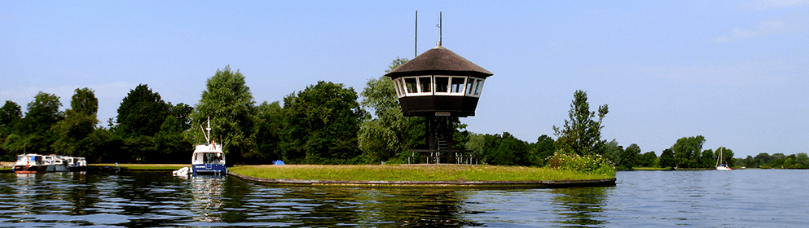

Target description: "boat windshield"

left=193, top=152, right=225, bottom=164
left=16, top=155, right=25, bottom=163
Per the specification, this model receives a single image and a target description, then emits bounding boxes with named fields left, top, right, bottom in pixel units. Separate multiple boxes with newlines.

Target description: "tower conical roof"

left=384, top=45, right=493, bottom=78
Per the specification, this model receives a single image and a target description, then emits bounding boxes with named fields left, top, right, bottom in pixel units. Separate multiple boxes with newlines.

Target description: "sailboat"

left=716, top=147, right=732, bottom=171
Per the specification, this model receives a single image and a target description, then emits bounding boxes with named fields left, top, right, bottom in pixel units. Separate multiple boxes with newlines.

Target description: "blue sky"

left=2, top=0, right=808, bottom=158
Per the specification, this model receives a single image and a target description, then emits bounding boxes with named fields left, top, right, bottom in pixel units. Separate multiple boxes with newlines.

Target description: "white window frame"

left=448, top=76, right=467, bottom=96
left=433, top=75, right=451, bottom=95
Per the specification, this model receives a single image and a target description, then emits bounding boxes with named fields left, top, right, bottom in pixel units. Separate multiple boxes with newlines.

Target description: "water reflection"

left=0, top=172, right=608, bottom=227
left=551, top=187, right=608, bottom=226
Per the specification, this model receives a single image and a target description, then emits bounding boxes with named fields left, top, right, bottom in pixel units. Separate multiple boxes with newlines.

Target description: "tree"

left=20, top=92, right=64, bottom=153
left=671, top=135, right=705, bottom=168
left=154, top=103, right=194, bottom=163
left=0, top=101, right=22, bottom=133
left=603, top=139, right=623, bottom=166
left=281, top=81, right=367, bottom=164
left=700, top=149, right=714, bottom=168
left=51, top=88, right=100, bottom=157
left=620, top=143, right=641, bottom=168
left=795, top=153, right=809, bottom=169
left=22, top=92, right=64, bottom=135
left=357, top=57, right=427, bottom=163
left=639, top=151, right=657, bottom=167
left=254, top=101, right=284, bottom=162
left=531, top=135, right=556, bottom=166
left=659, top=148, right=676, bottom=168
left=466, top=133, right=485, bottom=164
left=115, top=84, right=169, bottom=138
left=488, top=132, right=530, bottom=166
left=553, top=90, right=609, bottom=156
left=189, top=66, right=258, bottom=164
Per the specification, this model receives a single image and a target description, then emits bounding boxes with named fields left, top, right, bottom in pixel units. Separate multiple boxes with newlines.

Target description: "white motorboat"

left=191, top=118, right=227, bottom=176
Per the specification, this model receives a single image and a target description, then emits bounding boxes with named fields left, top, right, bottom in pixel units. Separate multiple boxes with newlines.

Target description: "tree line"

left=3, top=60, right=782, bottom=167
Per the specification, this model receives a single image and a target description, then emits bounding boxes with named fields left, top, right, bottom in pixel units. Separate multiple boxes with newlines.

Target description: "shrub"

left=547, top=150, right=615, bottom=177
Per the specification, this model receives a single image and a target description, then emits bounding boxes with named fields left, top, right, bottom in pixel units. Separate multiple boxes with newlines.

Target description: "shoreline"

left=228, top=164, right=617, bottom=188
left=228, top=171, right=616, bottom=187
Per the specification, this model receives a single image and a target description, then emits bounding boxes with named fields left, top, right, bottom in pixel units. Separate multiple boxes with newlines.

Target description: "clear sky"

left=2, top=0, right=808, bottom=158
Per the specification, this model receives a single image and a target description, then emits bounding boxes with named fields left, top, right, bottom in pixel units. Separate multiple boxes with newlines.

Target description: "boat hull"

left=192, top=164, right=228, bottom=176
left=46, top=164, right=70, bottom=172
left=13, top=165, right=47, bottom=174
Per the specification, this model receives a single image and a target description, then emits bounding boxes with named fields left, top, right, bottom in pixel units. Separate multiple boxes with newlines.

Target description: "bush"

left=547, top=150, right=615, bottom=177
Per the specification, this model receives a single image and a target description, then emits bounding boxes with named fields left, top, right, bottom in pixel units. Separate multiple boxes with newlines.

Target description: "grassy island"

left=229, top=165, right=614, bottom=183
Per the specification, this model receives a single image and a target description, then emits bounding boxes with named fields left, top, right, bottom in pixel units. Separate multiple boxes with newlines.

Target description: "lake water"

left=0, top=169, right=807, bottom=227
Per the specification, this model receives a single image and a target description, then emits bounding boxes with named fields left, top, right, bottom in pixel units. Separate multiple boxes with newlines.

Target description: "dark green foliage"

left=553, top=90, right=609, bottom=156
left=71, top=87, right=98, bottom=116
left=189, top=66, right=258, bottom=164
left=115, top=84, right=169, bottom=138
left=530, top=135, right=556, bottom=166
left=603, top=140, right=623, bottom=166
left=281, top=81, right=367, bottom=164
left=22, top=92, right=64, bottom=135
left=254, top=101, right=284, bottom=162
left=154, top=103, right=194, bottom=163
left=638, top=151, right=657, bottom=167
left=700, top=149, right=715, bottom=168
left=0, top=101, right=22, bottom=133
left=488, top=132, right=530, bottom=166
left=671, top=135, right=705, bottom=168
left=620, top=144, right=641, bottom=168
left=357, top=57, right=429, bottom=164
left=659, top=148, right=676, bottom=168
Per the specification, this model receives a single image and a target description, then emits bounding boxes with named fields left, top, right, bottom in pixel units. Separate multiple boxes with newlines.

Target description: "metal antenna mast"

left=415, top=10, right=418, bottom=58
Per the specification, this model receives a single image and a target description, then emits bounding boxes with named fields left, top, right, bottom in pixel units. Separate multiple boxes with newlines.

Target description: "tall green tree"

left=154, top=103, right=194, bottom=163
left=603, top=139, right=623, bottom=166
left=115, top=84, right=169, bottom=138
left=281, top=81, right=367, bottom=164
left=466, top=133, right=486, bottom=164
left=52, top=88, right=100, bottom=157
left=488, top=132, right=530, bottom=166
left=22, top=92, right=64, bottom=135
left=358, top=57, right=428, bottom=163
left=0, top=101, right=22, bottom=133
left=700, top=149, right=715, bottom=168
left=639, top=151, right=657, bottom=167
left=20, top=92, right=64, bottom=153
left=254, top=101, right=284, bottom=162
left=553, top=90, right=609, bottom=156
left=671, top=135, right=705, bottom=168
left=189, top=66, right=258, bottom=164
left=621, top=143, right=641, bottom=168
left=531, top=135, right=556, bottom=166
left=659, top=148, right=676, bottom=168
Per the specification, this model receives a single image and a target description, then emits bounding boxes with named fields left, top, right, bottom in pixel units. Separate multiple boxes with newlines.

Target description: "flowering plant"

left=547, top=150, right=615, bottom=177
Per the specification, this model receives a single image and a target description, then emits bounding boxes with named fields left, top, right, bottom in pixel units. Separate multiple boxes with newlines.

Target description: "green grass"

left=229, top=165, right=614, bottom=182
left=631, top=167, right=674, bottom=171
left=90, top=163, right=188, bottom=170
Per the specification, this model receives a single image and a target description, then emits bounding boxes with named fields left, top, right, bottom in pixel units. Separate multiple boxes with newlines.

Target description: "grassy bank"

left=89, top=163, right=188, bottom=170
left=631, top=167, right=674, bottom=171
left=229, top=165, right=614, bottom=182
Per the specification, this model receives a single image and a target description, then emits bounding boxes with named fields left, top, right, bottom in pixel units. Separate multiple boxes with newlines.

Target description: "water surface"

left=0, top=169, right=806, bottom=227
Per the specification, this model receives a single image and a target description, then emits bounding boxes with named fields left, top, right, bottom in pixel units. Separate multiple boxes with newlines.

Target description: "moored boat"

left=191, top=118, right=228, bottom=176
left=716, top=147, right=732, bottom=171
left=13, top=154, right=46, bottom=174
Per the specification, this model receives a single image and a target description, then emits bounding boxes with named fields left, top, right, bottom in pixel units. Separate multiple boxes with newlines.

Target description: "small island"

left=228, top=164, right=616, bottom=187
